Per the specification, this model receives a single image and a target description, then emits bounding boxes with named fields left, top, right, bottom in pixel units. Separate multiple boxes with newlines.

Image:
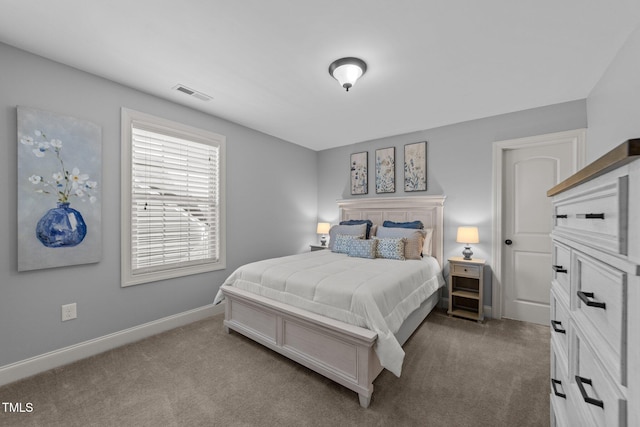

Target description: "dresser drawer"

left=552, top=241, right=571, bottom=296
left=551, top=289, right=570, bottom=367
left=450, top=263, right=480, bottom=278
left=551, top=343, right=571, bottom=427
left=573, top=251, right=627, bottom=383
left=553, top=175, right=628, bottom=255
left=574, top=330, right=627, bottom=427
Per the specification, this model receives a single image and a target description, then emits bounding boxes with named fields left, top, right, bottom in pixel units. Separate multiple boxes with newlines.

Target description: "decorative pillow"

left=332, top=234, right=364, bottom=254
left=347, top=238, right=378, bottom=259
left=383, top=220, right=424, bottom=229
left=422, top=228, right=434, bottom=257
left=370, top=224, right=378, bottom=237
left=376, top=226, right=426, bottom=260
left=340, top=219, right=373, bottom=239
left=374, top=237, right=406, bottom=260
left=328, top=224, right=367, bottom=250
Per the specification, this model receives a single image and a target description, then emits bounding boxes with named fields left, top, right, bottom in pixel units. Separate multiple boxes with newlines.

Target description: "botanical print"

left=17, top=107, right=102, bottom=271
left=404, top=141, right=427, bottom=192
left=375, top=147, right=395, bottom=193
left=350, top=151, right=368, bottom=195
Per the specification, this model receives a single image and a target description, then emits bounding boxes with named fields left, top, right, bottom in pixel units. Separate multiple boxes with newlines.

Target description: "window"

left=121, top=108, right=225, bottom=287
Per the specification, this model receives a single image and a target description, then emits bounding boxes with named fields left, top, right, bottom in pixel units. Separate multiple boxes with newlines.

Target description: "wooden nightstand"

left=447, top=257, right=485, bottom=322
left=310, top=244, right=328, bottom=252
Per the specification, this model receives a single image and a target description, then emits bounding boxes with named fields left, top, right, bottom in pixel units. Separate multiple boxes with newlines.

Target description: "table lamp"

left=456, top=226, right=479, bottom=260
left=317, top=222, right=331, bottom=246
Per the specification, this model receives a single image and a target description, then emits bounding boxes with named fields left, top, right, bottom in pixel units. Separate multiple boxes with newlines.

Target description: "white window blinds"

left=122, top=108, right=225, bottom=287
left=131, top=126, right=220, bottom=273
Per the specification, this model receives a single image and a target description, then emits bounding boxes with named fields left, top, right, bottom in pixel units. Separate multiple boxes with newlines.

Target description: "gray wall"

left=0, top=43, right=318, bottom=367
left=587, top=25, right=640, bottom=161
left=317, top=100, right=588, bottom=305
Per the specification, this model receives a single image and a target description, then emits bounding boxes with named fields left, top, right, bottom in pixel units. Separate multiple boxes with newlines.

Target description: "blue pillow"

left=332, top=234, right=363, bottom=254
left=340, top=219, right=373, bottom=239
left=382, top=220, right=424, bottom=229
left=347, top=239, right=378, bottom=259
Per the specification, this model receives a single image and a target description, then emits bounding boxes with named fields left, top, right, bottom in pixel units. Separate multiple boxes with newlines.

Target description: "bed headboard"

left=337, top=196, right=446, bottom=267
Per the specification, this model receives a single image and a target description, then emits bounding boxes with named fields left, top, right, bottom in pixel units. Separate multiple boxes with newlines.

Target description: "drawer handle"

left=576, top=213, right=605, bottom=219
left=555, top=214, right=568, bottom=219
left=552, top=265, right=567, bottom=274
left=575, top=375, right=604, bottom=409
left=577, top=291, right=606, bottom=310
left=551, top=378, right=566, bottom=399
left=551, top=320, right=566, bottom=334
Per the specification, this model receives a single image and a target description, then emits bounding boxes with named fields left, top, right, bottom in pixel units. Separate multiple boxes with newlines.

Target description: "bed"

left=214, top=196, right=445, bottom=407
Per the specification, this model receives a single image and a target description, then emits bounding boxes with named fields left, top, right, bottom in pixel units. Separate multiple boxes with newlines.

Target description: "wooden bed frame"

left=221, top=196, right=445, bottom=407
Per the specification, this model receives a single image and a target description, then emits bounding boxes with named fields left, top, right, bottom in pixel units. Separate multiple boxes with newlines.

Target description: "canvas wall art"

left=404, top=141, right=427, bottom=192
left=17, top=106, right=102, bottom=271
left=350, top=151, right=368, bottom=195
left=375, top=147, right=395, bottom=193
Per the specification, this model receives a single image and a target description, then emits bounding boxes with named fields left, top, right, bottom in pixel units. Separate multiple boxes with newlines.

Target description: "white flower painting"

left=17, top=107, right=102, bottom=271
left=404, top=141, right=427, bottom=192
left=350, top=152, right=368, bottom=195
left=375, top=147, right=395, bottom=193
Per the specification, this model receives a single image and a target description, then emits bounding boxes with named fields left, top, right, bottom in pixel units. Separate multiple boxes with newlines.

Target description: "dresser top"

left=547, top=139, right=640, bottom=197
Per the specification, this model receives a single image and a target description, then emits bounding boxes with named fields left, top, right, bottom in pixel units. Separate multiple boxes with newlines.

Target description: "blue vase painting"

left=17, top=107, right=102, bottom=271
left=36, top=202, right=87, bottom=247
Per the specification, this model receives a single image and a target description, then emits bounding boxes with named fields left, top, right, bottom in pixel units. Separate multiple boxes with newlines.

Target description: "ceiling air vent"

left=172, top=84, right=212, bottom=101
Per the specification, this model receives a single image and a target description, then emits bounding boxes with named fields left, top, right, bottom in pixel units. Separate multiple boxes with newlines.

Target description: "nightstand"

left=310, top=244, right=328, bottom=252
left=447, top=257, right=485, bottom=322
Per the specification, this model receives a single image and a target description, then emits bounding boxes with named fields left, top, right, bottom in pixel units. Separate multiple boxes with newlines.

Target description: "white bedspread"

left=213, top=250, right=444, bottom=377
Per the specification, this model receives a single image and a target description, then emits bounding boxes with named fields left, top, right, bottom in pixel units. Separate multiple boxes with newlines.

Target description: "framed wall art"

left=17, top=106, right=102, bottom=271
left=375, top=147, right=395, bottom=193
left=350, top=151, right=368, bottom=195
left=404, top=141, right=427, bottom=192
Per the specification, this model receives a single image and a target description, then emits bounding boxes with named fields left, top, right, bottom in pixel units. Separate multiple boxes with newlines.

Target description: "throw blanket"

left=214, top=250, right=444, bottom=376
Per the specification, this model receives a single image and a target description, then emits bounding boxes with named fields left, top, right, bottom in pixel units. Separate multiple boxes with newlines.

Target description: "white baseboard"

left=0, top=303, right=225, bottom=387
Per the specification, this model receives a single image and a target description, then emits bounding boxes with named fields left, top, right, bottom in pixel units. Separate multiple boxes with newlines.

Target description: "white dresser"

left=547, top=140, right=640, bottom=426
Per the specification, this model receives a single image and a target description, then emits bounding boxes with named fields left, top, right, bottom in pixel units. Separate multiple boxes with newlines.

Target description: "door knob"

left=505, top=239, right=513, bottom=245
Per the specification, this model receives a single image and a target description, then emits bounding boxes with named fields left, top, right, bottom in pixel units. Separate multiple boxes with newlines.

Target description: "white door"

left=502, top=141, right=576, bottom=324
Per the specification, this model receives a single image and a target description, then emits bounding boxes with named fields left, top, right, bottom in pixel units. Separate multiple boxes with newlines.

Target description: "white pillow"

left=422, top=228, right=433, bottom=257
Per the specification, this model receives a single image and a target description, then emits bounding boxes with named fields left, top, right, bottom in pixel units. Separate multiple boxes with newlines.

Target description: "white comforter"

left=213, top=250, right=444, bottom=376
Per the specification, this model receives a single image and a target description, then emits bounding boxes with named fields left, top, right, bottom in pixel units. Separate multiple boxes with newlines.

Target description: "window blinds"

left=131, top=125, right=220, bottom=274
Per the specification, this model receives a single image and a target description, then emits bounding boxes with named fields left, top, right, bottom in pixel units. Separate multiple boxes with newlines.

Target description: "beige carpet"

left=0, top=310, right=550, bottom=427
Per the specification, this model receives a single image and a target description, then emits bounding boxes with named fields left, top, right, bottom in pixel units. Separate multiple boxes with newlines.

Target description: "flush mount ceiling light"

left=328, top=57, right=367, bottom=91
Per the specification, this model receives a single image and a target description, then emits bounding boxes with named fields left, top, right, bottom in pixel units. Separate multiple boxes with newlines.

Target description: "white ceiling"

left=1, top=1, right=639, bottom=151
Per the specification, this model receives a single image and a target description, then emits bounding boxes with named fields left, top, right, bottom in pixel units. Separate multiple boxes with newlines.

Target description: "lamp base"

left=462, top=246, right=473, bottom=260
left=320, top=235, right=327, bottom=247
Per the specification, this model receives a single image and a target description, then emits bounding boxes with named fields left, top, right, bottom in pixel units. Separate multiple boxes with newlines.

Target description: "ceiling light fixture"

left=328, top=57, right=367, bottom=92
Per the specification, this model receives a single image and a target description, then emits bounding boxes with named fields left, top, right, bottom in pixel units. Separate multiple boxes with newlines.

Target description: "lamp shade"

left=316, top=222, right=331, bottom=234
left=456, top=226, right=479, bottom=244
left=328, top=57, right=367, bottom=91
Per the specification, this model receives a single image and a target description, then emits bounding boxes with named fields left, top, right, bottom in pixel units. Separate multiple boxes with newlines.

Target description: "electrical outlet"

left=61, top=303, right=77, bottom=321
